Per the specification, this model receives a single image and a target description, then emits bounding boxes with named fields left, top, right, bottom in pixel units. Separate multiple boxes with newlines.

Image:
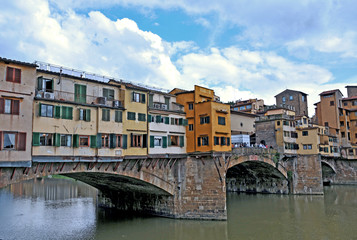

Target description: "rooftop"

left=274, top=89, right=308, bottom=97
left=0, top=57, right=38, bottom=68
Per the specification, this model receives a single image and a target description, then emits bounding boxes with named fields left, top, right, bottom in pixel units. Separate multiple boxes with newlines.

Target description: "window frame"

left=6, top=66, right=21, bottom=83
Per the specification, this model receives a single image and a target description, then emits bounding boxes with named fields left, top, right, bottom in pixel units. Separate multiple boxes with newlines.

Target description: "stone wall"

left=322, top=159, right=357, bottom=184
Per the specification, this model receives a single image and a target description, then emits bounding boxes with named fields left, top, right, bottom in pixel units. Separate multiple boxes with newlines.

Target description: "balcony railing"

left=35, top=89, right=124, bottom=108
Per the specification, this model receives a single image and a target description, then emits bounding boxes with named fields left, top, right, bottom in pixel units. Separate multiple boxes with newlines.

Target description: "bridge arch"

left=226, top=154, right=289, bottom=194
left=321, top=160, right=337, bottom=185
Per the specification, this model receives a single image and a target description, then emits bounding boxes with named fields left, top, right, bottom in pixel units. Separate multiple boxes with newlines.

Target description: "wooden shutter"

left=149, top=94, right=153, bottom=107
left=165, top=97, right=170, bottom=109
left=143, top=134, right=147, bottom=148
left=171, top=118, right=174, bottom=125
left=74, top=84, right=80, bottom=103
left=130, top=133, right=133, bottom=147
left=54, top=106, right=61, bottom=118
left=14, top=68, right=21, bottom=83
left=109, top=134, right=116, bottom=149
left=0, top=98, right=4, bottom=114
left=183, top=119, right=188, bottom=126
left=150, top=136, right=154, bottom=148
left=165, top=117, right=169, bottom=124
left=141, top=94, right=146, bottom=103
left=37, top=77, right=43, bottom=90
left=90, top=135, right=97, bottom=148
left=122, top=134, right=127, bottom=149
left=197, top=137, right=201, bottom=147
left=18, top=132, right=26, bottom=151
left=85, top=109, right=91, bottom=122
left=11, top=100, right=20, bottom=115
left=162, top=136, right=167, bottom=148
left=6, top=67, right=13, bottom=82
left=156, top=115, right=161, bottom=123
left=32, top=132, right=40, bottom=146
left=227, top=137, right=230, bottom=146
left=148, top=114, right=152, bottom=122
left=80, top=85, right=86, bottom=103
left=68, top=107, right=73, bottom=120
left=39, top=103, right=42, bottom=117
left=54, top=133, right=60, bottom=147
left=180, top=136, right=184, bottom=148
left=73, top=134, right=79, bottom=148
left=103, top=88, right=108, bottom=99
left=168, top=135, right=172, bottom=146
left=179, top=118, right=183, bottom=125
left=97, top=133, right=102, bottom=148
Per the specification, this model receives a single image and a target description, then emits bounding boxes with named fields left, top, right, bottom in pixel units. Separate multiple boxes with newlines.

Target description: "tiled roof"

left=0, top=57, right=37, bottom=67
left=319, top=89, right=342, bottom=96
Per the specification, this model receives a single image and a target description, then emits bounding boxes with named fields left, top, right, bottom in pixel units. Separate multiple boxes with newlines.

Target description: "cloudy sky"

left=1, top=0, right=356, bottom=116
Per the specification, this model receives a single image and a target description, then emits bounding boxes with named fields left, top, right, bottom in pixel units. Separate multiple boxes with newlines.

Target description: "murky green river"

left=0, top=178, right=356, bottom=240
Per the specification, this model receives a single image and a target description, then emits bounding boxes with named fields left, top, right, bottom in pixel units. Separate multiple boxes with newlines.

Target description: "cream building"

left=0, top=58, right=37, bottom=167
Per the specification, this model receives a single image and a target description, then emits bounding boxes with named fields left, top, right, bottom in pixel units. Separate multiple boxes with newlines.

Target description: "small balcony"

left=35, top=89, right=124, bottom=109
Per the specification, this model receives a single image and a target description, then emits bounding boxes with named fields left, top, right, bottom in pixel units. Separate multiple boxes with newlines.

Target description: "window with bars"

left=6, top=67, right=21, bottom=83
left=0, top=98, right=20, bottom=115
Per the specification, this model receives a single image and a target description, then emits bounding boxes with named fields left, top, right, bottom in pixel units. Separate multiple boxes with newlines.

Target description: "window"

left=6, top=67, right=21, bottom=83
left=302, top=95, right=305, bottom=102
left=79, top=136, right=89, bottom=147
left=0, top=98, right=20, bottom=115
left=131, top=134, right=143, bottom=147
left=115, top=110, right=122, bottom=123
left=101, top=134, right=110, bottom=148
left=220, top=137, right=226, bottom=146
left=189, top=124, right=194, bottom=131
left=40, top=133, right=54, bottom=146
left=116, top=135, right=122, bottom=148
left=214, top=136, right=220, bottom=145
left=169, top=135, right=179, bottom=146
left=289, top=95, right=293, bottom=100
left=102, top=109, right=110, bottom=121
left=79, top=109, right=91, bottom=121
left=188, top=103, right=193, bottom=110
left=284, top=131, right=290, bottom=137
left=324, top=122, right=329, bottom=127
left=323, top=94, right=333, bottom=98
left=1, top=132, right=26, bottom=151
left=344, top=102, right=348, bottom=106
left=282, top=96, right=286, bottom=102
left=303, top=118, right=307, bottom=124
left=103, top=88, right=114, bottom=100
left=60, top=134, right=72, bottom=147
left=198, top=136, right=209, bottom=146
left=340, top=121, right=344, bottom=126
left=302, top=131, right=308, bottom=136
left=330, top=101, right=334, bottom=106
left=127, top=112, right=136, bottom=120
left=37, top=77, right=53, bottom=92
left=40, top=104, right=53, bottom=117
left=138, top=113, right=146, bottom=121
left=154, top=137, right=162, bottom=147
left=218, top=116, right=226, bottom=125
left=246, top=105, right=252, bottom=109
left=353, top=101, right=357, bottom=106
left=277, top=121, right=280, bottom=126
left=164, top=97, right=170, bottom=110
left=239, top=106, right=245, bottom=110
left=200, top=116, right=210, bottom=124
left=341, top=132, right=345, bottom=138
left=132, top=92, right=145, bottom=103
left=74, top=84, right=87, bottom=104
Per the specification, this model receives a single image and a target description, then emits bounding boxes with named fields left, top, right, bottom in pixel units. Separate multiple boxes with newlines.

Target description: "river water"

left=0, top=178, right=356, bottom=240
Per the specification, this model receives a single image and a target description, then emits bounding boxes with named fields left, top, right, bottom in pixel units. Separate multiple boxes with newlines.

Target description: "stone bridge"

left=1, top=150, right=356, bottom=220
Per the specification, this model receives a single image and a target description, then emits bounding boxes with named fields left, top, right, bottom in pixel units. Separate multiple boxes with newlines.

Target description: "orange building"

left=170, top=85, right=231, bottom=153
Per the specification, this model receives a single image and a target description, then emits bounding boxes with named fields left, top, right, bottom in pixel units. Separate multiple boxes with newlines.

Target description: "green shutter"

left=54, top=106, right=61, bottom=118
left=80, top=85, right=86, bottom=103
left=149, top=94, right=153, bottom=107
left=32, top=132, right=40, bottom=146
left=141, top=94, right=146, bottom=103
left=165, top=97, right=170, bottom=110
left=131, top=92, right=135, bottom=102
left=73, top=134, right=79, bottom=148
left=171, top=118, right=174, bottom=125
left=150, top=136, right=154, bottom=148
left=156, top=115, right=161, bottom=123
left=97, top=133, right=102, bottom=148
left=165, top=117, right=169, bottom=124
left=39, top=103, right=42, bottom=116
left=179, top=118, right=183, bottom=125
left=54, top=133, right=60, bottom=147
left=183, top=119, right=188, bottom=126
left=115, top=110, right=121, bottom=122
left=168, top=135, right=171, bottom=146
left=103, top=88, right=108, bottom=99
left=51, top=79, right=54, bottom=91
left=90, top=135, right=97, bottom=148
left=122, top=134, right=127, bottom=149
left=109, top=134, right=116, bottom=148
left=74, top=84, right=80, bottom=103
left=162, top=136, right=167, bottom=148
left=68, top=107, right=73, bottom=120
left=37, top=77, right=43, bottom=91
left=180, top=136, right=184, bottom=148
left=85, top=109, right=91, bottom=122
left=148, top=114, right=152, bottom=122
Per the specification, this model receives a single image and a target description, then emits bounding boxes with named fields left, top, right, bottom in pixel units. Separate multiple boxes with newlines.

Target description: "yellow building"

left=0, top=58, right=37, bottom=167
left=171, top=85, right=231, bottom=153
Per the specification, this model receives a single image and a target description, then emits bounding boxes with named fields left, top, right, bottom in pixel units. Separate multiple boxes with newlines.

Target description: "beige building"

left=231, top=98, right=264, bottom=114
left=32, top=63, right=127, bottom=160
left=0, top=58, right=37, bottom=167
left=148, top=91, right=187, bottom=155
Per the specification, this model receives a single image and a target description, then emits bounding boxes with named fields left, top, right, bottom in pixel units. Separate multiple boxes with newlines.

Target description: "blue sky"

left=1, top=0, right=356, bottom=115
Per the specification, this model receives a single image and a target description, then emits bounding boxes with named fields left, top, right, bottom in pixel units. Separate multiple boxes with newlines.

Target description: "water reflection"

left=0, top=178, right=356, bottom=240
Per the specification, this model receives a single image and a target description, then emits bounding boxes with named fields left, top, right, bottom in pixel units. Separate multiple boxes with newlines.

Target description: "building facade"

left=231, top=98, right=264, bottom=114
left=0, top=58, right=37, bottom=167
left=148, top=91, right=187, bottom=155
left=172, top=85, right=231, bottom=153
left=275, top=89, right=308, bottom=117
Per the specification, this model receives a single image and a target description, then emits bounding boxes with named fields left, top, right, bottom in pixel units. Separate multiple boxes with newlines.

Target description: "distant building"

left=171, top=85, right=231, bottom=153
left=0, top=58, right=37, bottom=167
left=275, top=89, right=308, bottom=117
left=231, top=98, right=264, bottom=114
left=346, top=85, right=357, bottom=98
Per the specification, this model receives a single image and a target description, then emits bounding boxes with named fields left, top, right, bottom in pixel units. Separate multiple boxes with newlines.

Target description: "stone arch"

left=321, top=160, right=337, bottom=174
left=321, top=160, right=337, bottom=185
